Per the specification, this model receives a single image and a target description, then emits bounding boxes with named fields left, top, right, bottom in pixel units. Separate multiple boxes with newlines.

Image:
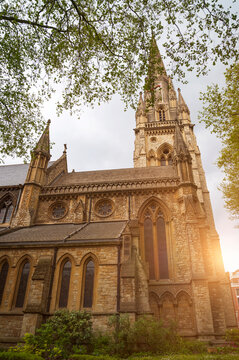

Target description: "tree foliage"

left=0, top=0, right=239, bottom=160
left=199, top=63, right=239, bottom=219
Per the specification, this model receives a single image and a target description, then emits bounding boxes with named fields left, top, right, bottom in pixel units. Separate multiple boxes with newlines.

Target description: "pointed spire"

left=136, top=92, right=145, bottom=115
left=177, top=88, right=190, bottom=114
left=148, top=37, right=167, bottom=77
left=174, top=124, right=190, bottom=157
left=34, top=119, right=51, bottom=159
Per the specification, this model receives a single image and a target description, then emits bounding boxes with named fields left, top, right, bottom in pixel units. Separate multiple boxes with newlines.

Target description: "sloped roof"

left=52, top=166, right=176, bottom=186
left=0, top=221, right=127, bottom=245
left=0, top=162, right=54, bottom=187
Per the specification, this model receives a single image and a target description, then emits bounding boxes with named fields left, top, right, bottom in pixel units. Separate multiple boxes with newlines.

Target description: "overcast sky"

left=4, top=57, right=238, bottom=273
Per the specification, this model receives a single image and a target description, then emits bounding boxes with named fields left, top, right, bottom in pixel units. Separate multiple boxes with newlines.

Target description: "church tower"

left=133, top=41, right=236, bottom=336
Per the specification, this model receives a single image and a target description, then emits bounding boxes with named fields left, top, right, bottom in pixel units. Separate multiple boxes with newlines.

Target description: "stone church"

left=0, top=43, right=237, bottom=346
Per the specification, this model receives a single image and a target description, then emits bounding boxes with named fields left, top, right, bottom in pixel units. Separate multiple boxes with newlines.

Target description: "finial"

left=47, top=119, right=51, bottom=125
left=63, top=144, right=67, bottom=154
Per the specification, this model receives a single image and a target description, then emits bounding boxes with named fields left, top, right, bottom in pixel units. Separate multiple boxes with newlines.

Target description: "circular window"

left=50, top=202, right=67, bottom=220
left=95, top=199, right=114, bottom=217
left=150, top=136, right=157, bottom=143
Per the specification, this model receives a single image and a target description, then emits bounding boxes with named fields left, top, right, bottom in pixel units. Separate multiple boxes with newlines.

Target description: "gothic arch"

left=158, top=291, right=176, bottom=326
left=138, top=196, right=171, bottom=223
left=57, top=257, right=72, bottom=309
left=0, top=257, right=10, bottom=307
left=149, top=292, right=160, bottom=319
left=157, top=143, right=173, bottom=167
left=13, top=256, right=32, bottom=309
left=56, top=252, right=76, bottom=267
left=81, top=254, right=98, bottom=310
left=0, top=193, right=15, bottom=224
left=138, top=197, right=171, bottom=280
left=79, top=252, right=99, bottom=267
left=175, top=291, right=195, bottom=333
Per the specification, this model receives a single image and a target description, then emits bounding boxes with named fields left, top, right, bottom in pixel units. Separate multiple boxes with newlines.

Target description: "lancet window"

left=58, top=259, right=71, bottom=308
left=0, top=260, right=9, bottom=305
left=0, top=196, right=14, bottom=223
left=15, top=260, right=30, bottom=308
left=142, top=201, right=169, bottom=280
left=83, top=259, right=95, bottom=308
left=158, top=110, right=166, bottom=122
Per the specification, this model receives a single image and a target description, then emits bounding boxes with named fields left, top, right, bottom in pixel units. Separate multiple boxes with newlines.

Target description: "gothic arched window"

left=158, top=145, right=173, bottom=166
left=142, top=201, right=169, bottom=280
left=0, top=260, right=9, bottom=305
left=15, top=260, right=30, bottom=308
left=0, top=196, right=14, bottom=223
left=83, top=259, right=95, bottom=308
left=59, top=260, right=71, bottom=308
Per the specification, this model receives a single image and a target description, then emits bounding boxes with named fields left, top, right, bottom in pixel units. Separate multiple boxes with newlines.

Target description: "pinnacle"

left=34, top=120, right=51, bottom=158
left=177, top=88, right=190, bottom=113
left=174, top=124, right=190, bottom=156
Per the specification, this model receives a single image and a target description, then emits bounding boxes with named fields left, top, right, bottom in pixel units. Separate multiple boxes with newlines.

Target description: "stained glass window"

left=144, top=218, right=155, bottom=280
left=59, top=260, right=71, bottom=308
left=83, top=260, right=95, bottom=308
left=143, top=204, right=169, bottom=280
left=15, top=261, right=30, bottom=308
left=157, top=217, right=169, bottom=279
left=0, top=261, right=9, bottom=305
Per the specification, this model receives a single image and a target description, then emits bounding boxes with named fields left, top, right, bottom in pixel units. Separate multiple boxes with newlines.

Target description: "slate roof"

left=0, top=221, right=127, bottom=245
left=52, top=166, right=177, bottom=186
left=0, top=162, right=54, bottom=187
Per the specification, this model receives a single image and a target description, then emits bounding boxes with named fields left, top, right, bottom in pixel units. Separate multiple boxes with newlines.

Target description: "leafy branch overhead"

left=199, top=63, right=239, bottom=219
left=0, top=0, right=238, bottom=159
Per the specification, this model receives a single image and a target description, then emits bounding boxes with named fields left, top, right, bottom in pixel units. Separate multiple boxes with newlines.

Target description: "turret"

left=173, top=124, right=194, bottom=182
left=25, top=120, right=51, bottom=185
left=12, top=121, right=51, bottom=227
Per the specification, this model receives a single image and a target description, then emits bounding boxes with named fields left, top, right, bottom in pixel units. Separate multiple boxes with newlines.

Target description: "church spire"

left=148, top=37, right=167, bottom=78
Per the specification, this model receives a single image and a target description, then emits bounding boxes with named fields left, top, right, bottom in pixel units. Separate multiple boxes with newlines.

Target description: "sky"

left=4, top=59, right=239, bottom=273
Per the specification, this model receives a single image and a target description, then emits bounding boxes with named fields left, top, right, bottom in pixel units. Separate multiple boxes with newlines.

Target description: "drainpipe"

left=117, top=243, right=121, bottom=313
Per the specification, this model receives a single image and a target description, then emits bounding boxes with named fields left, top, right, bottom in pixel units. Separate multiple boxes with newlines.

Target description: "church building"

left=0, top=43, right=237, bottom=345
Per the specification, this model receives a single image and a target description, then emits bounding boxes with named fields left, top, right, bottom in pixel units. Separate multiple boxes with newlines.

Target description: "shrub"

left=11, top=310, right=93, bottom=360
left=69, top=355, right=118, bottom=360
left=106, top=314, right=182, bottom=357
left=0, top=352, right=43, bottom=360
left=180, top=340, right=208, bottom=354
left=225, top=328, right=239, bottom=346
left=128, top=316, right=181, bottom=354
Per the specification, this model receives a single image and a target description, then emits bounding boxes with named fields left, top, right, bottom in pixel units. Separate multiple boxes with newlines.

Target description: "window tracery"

left=0, top=196, right=14, bottom=223
left=157, top=145, right=173, bottom=166
left=141, top=201, right=169, bottom=280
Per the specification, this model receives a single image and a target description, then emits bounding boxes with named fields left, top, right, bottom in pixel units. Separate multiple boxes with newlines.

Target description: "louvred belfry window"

left=143, top=201, right=169, bottom=280
left=0, top=261, right=9, bottom=305
left=59, top=260, right=71, bottom=308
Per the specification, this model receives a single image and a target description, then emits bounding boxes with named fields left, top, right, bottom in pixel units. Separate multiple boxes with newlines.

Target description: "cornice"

left=39, top=177, right=181, bottom=200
